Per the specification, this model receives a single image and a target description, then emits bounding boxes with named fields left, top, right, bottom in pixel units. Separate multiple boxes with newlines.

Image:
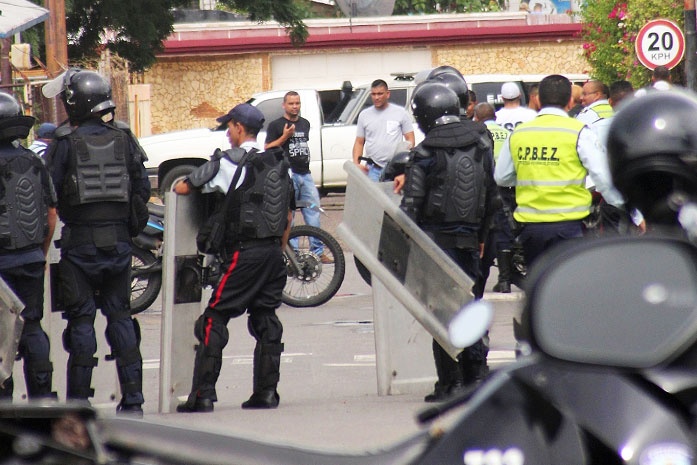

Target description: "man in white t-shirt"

left=352, top=79, right=415, bottom=181
left=495, top=82, right=537, bottom=132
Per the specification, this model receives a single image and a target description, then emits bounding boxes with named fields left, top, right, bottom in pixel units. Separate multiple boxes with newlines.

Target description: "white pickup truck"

left=139, top=77, right=420, bottom=195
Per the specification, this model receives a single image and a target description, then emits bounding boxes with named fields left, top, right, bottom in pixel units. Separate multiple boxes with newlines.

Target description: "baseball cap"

left=37, top=122, right=57, bottom=139
left=501, top=82, right=521, bottom=100
left=216, top=103, right=265, bottom=130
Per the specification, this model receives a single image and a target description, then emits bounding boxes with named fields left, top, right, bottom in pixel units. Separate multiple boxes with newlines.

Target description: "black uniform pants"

left=0, top=262, right=52, bottom=399
left=192, top=241, right=287, bottom=400
left=60, top=239, right=143, bottom=406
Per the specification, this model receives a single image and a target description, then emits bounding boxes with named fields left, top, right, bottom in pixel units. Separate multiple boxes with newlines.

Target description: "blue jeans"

left=368, top=164, right=383, bottom=182
left=291, top=172, right=323, bottom=255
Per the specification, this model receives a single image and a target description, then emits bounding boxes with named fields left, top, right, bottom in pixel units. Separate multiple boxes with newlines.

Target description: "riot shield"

left=338, top=161, right=475, bottom=361
left=0, top=277, right=24, bottom=385
left=159, top=191, right=210, bottom=413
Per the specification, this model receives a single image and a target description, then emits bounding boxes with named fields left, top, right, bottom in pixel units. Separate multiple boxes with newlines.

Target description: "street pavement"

left=133, top=193, right=525, bottom=452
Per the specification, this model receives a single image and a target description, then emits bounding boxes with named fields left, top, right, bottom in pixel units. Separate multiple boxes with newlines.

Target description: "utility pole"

left=44, top=0, right=69, bottom=123
left=0, top=38, right=11, bottom=92
left=686, top=0, right=697, bottom=91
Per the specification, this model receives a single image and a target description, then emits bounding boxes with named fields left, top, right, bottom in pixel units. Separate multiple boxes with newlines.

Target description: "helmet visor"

left=42, top=69, right=78, bottom=98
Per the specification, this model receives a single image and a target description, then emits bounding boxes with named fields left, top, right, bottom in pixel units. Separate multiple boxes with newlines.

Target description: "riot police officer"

left=43, top=69, right=150, bottom=415
left=402, top=81, right=497, bottom=402
left=607, top=88, right=697, bottom=228
left=174, top=103, right=293, bottom=412
left=0, top=92, right=58, bottom=400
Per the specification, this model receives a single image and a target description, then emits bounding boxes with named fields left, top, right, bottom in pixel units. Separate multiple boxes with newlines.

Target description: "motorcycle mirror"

left=448, top=300, right=493, bottom=349
left=525, top=237, right=697, bottom=368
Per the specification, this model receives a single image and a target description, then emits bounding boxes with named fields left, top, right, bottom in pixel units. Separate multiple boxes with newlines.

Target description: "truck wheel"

left=160, top=165, right=196, bottom=197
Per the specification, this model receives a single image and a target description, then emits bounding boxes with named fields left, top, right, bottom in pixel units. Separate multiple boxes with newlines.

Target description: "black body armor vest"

left=60, top=129, right=131, bottom=222
left=227, top=148, right=291, bottom=241
left=0, top=150, right=49, bottom=251
left=422, top=145, right=486, bottom=225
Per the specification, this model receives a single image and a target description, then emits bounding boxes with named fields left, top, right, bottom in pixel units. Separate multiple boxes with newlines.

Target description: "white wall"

left=271, top=49, right=431, bottom=90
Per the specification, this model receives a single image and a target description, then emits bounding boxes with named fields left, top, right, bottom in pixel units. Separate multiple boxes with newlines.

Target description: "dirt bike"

left=130, top=202, right=346, bottom=312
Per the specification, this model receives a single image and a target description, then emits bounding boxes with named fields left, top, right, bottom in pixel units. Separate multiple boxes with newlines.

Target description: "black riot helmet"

left=607, top=89, right=697, bottom=225
left=42, top=68, right=115, bottom=122
left=428, top=72, right=469, bottom=115
left=0, top=92, right=35, bottom=142
left=411, top=81, right=461, bottom=134
left=427, top=65, right=465, bottom=81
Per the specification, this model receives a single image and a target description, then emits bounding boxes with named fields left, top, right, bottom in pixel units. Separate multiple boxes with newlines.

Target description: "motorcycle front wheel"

left=130, top=246, right=162, bottom=314
left=283, top=225, right=346, bottom=307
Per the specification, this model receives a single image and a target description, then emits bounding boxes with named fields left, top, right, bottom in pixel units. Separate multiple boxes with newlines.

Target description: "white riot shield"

left=0, top=277, right=24, bottom=385
left=159, top=191, right=210, bottom=413
left=338, top=162, right=475, bottom=362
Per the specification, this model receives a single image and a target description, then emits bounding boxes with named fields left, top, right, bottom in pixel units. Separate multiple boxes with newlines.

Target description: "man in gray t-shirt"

left=352, top=79, right=415, bottom=181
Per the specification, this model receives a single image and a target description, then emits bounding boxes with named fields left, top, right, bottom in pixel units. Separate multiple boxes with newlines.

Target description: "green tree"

left=26, top=0, right=309, bottom=72
left=580, top=0, right=684, bottom=88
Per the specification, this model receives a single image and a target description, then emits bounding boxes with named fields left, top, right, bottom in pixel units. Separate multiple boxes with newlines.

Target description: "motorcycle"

left=129, top=202, right=346, bottom=313
left=8, top=231, right=697, bottom=464
left=130, top=202, right=164, bottom=314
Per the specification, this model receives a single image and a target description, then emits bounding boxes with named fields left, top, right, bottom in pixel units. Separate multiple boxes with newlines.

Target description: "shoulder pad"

left=265, top=146, right=285, bottom=161
left=188, top=159, right=221, bottom=187
left=113, top=120, right=130, bottom=130
left=478, top=133, right=493, bottom=150
left=411, top=145, right=432, bottom=159
left=223, top=147, right=247, bottom=164
left=54, top=125, right=73, bottom=139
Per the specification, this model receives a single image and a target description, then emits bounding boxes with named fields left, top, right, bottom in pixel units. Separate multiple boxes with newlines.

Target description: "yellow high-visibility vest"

left=486, top=121, right=510, bottom=163
left=592, top=102, right=614, bottom=120
left=509, top=114, right=590, bottom=223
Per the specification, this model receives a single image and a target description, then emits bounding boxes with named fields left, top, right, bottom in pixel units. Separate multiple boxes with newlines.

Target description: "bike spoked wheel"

left=130, top=247, right=162, bottom=314
left=283, top=225, right=345, bottom=307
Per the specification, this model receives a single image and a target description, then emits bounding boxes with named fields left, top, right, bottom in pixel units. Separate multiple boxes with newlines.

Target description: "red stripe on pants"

left=210, top=250, right=240, bottom=309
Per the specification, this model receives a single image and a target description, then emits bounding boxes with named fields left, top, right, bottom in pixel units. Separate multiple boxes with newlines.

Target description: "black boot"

left=425, top=342, right=463, bottom=402
left=24, top=357, right=56, bottom=399
left=493, top=249, right=512, bottom=293
left=242, top=343, right=283, bottom=409
left=177, top=339, right=220, bottom=413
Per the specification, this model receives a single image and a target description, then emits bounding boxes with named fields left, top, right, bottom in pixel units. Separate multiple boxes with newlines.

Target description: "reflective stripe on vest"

left=509, top=114, right=590, bottom=223
left=588, top=102, right=614, bottom=123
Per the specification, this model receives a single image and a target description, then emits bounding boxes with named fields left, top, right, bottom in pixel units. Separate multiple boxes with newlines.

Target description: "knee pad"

left=57, top=259, right=91, bottom=309
left=62, top=315, right=96, bottom=354
left=247, top=308, right=283, bottom=344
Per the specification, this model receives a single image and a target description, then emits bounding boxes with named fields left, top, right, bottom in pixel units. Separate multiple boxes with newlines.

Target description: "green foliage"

left=580, top=0, right=685, bottom=88
left=26, top=0, right=308, bottom=72
left=65, top=0, right=189, bottom=72
left=216, top=0, right=309, bottom=46
left=393, top=0, right=503, bottom=14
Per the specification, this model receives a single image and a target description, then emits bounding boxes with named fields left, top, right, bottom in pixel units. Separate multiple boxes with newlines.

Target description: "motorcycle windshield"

left=524, top=236, right=697, bottom=368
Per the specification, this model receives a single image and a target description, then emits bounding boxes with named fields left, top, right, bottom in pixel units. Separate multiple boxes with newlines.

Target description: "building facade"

left=142, top=12, right=587, bottom=134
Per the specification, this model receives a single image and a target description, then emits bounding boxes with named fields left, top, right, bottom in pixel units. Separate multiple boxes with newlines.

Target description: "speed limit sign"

left=635, top=19, right=685, bottom=70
